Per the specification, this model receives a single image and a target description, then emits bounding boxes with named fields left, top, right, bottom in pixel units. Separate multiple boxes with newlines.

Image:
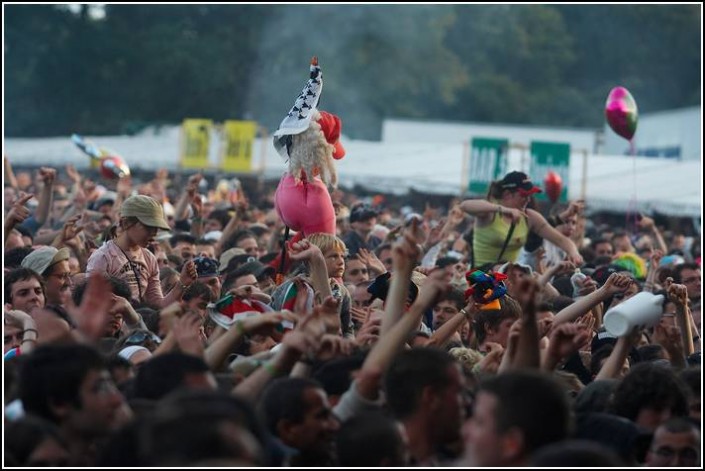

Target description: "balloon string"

left=627, top=138, right=638, bottom=235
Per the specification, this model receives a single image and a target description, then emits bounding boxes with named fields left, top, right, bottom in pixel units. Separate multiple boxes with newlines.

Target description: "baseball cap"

left=497, top=261, right=534, bottom=276
left=499, top=171, right=542, bottom=195
left=218, top=248, right=247, bottom=273
left=120, top=195, right=171, bottom=230
left=349, top=204, right=378, bottom=223
left=21, top=247, right=71, bottom=276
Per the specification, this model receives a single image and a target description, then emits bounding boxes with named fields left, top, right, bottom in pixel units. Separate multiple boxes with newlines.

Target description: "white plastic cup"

left=603, top=292, right=665, bottom=337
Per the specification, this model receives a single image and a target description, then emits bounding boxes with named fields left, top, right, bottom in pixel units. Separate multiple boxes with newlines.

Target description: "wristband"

left=23, top=328, right=39, bottom=336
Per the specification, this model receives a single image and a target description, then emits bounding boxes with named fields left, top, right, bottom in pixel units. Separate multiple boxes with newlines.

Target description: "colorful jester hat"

left=273, top=56, right=323, bottom=160
left=464, top=270, right=508, bottom=310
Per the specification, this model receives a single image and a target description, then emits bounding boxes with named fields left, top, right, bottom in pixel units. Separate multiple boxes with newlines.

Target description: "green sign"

left=468, top=138, right=509, bottom=195
left=529, top=141, right=571, bottom=203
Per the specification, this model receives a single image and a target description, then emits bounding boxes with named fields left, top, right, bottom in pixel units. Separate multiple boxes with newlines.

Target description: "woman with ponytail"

left=459, top=171, right=583, bottom=268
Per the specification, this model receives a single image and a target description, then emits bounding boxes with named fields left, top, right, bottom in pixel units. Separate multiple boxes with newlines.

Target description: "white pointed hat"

left=272, top=56, right=323, bottom=159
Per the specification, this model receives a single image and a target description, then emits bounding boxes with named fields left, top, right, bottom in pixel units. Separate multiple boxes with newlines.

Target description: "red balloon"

left=605, top=86, right=638, bottom=141
left=100, top=155, right=131, bottom=180
left=544, top=171, right=562, bottom=204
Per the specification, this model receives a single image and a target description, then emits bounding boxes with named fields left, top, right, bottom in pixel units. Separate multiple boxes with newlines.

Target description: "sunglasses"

left=124, top=331, right=162, bottom=346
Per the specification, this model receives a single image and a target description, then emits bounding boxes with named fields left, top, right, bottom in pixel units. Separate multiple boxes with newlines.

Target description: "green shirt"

left=473, top=210, right=529, bottom=266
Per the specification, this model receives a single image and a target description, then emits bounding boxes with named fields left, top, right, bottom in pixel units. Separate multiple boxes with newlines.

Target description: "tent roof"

left=3, top=128, right=701, bottom=217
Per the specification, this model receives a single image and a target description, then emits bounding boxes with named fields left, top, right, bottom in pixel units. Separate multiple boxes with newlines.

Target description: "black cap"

left=349, top=204, right=378, bottom=223
left=499, top=171, right=542, bottom=194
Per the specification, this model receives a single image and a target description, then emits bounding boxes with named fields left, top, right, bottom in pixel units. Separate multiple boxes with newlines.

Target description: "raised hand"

left=180, top=259, right=198, bottom=287
left=66, top=272, right=112, bottom=341
left=5, top=193, right=33, bottom=229
left=426, top=217, right=447, bottom=247
left=288, top=239, right=324, bottom=263
left=638, top=215, right=656, bottom=231
left=503, top=206, right=526, bottom=225
left=667, top=282, right=689, bottom=308
left=191, top=194, right=203, bottom=218
left=392, top=230, right=422, bottom=272
left=316, top=334, right=355, bottom=361
left=240, top=310, right=298, bottom=337
left=354, top=316, right=381, bottom=347
left=547, top=323, right=592, bottom=360
left=173, top=312, right=205, bottom=357
left=61, top=214, right=85, bottom=243
left=602, top=273, right=633, bottom=296
left=38, top=167, right=57, bottom=185
left=476, top=342, right=504, bottom=374
left=649, top=249, right=664, bottom=270
left=65, top=164, right=81, bottom=184
left=413, top=269, right=451, bottom=312
left=357, top=248, right=386, bottom=275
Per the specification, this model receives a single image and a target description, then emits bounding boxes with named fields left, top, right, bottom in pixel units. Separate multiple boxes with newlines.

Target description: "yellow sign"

left=221, top=120, right=257, bottom=172
left=180, top=119, right=212, bottom=169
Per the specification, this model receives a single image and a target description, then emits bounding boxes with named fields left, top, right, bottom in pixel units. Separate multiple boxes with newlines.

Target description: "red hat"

left=317, top=111, right=345, bottom=160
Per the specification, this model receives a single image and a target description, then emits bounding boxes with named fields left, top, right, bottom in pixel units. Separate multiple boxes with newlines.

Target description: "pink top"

left=86, top=240, right=163, bottom=306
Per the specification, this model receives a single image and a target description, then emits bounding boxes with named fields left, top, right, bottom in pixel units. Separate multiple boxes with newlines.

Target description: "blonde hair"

left=289, top=110, right=338, bottom=187
left=449, top=347, right=484, bottom=370
left=307, top=233, right=346, bottom=255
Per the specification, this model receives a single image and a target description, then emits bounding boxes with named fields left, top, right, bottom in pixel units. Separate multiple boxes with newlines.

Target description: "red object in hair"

left=317, top=111, right=345, bottom=160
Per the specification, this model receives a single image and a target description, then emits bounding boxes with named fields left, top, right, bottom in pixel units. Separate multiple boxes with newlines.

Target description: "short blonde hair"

left=449, top=347, right=484, bottom=371
left=306, top=233, right=347, bottom=256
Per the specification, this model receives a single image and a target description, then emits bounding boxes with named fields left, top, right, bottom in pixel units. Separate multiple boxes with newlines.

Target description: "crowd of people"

left=3, top=156, right=701, bottom=467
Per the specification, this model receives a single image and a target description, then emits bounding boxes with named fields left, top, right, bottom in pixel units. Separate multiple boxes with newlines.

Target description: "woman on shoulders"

left=459, top=171, right=583, bottom=267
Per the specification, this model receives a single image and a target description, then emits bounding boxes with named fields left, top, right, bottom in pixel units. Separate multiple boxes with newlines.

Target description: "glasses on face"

left=125, top=330, right=162, bottom=346
left=652, top=446, right=698, bottom=463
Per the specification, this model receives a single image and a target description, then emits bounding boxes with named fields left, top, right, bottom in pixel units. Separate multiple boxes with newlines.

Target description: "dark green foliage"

left=4, top=5, right=700, bottom=139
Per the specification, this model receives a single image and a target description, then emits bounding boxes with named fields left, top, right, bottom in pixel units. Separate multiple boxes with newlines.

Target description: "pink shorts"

left=275, top=173, right=336, bottom=236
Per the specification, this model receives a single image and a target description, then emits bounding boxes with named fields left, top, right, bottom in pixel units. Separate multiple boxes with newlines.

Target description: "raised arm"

left=358, top=270, right=450, bottom=400
left=382, top=230, right=420, bottom=336
left=527, top=209, right=582, bottom=266
left=552, top=273, right=632, bottom=327
left=459, top=199, right=524, bottom=225
left=638, top=216, right=668, bottom=255
left=4, top=193, right=32, bottom=245
left=32, top=167, right=57, bottom=229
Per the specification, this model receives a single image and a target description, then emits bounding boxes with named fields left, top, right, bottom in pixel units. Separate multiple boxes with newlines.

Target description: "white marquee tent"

left=3, top=126, right=701, bottom=217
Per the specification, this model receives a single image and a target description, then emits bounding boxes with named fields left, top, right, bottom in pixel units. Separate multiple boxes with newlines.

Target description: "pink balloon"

left=544, top=171, right=562, bottom=204
left=605, top=86, right=638, bottom=140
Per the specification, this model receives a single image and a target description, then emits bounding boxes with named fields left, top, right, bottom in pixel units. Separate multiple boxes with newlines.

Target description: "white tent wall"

left=3, top=128, right=702, bottom=217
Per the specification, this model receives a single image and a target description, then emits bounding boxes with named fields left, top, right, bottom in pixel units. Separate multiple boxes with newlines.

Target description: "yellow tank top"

left=473, top=210, right=529, bottom=266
